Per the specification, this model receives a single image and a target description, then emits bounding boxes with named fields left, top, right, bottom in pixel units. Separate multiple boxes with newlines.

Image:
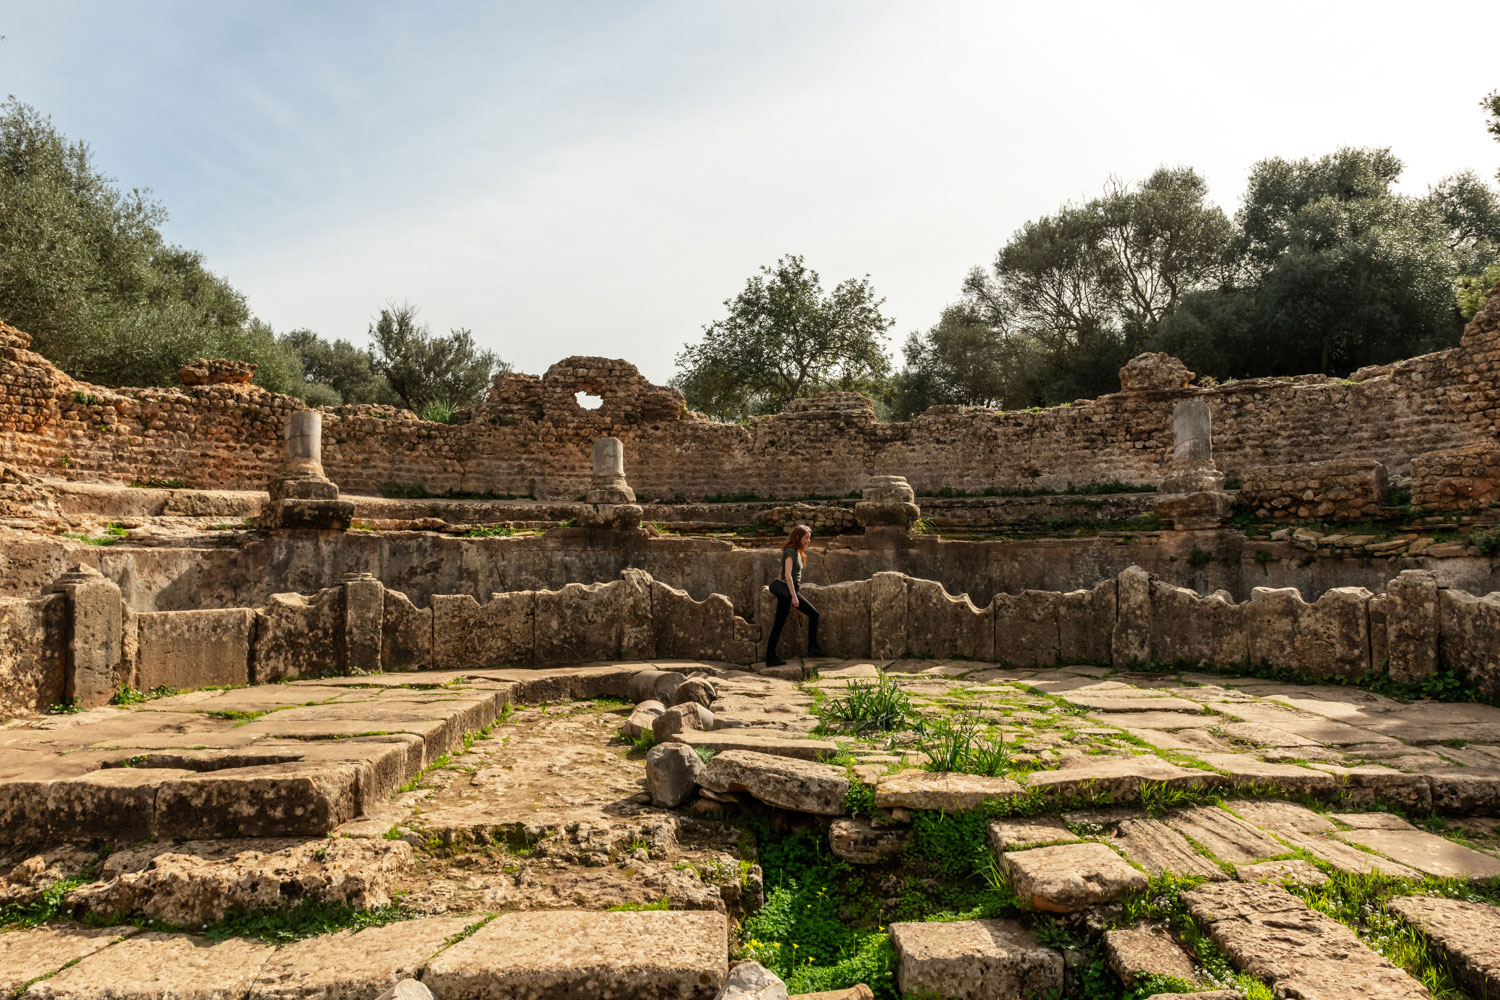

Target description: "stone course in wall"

left=11, top=563, right=1500, bottom=718
left=1239, top=459, right=1388, bottom=520
left=4, top=279, right=1500, bottom=501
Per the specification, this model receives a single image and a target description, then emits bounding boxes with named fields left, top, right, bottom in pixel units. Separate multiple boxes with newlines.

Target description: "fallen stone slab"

left=1336, top=827, right=1500, bottom=879
left=1331, top=811, right=1414, bottom=830
left=1224, top=798, right=1335, bottom=835
left=1103, top=923, right=1200, bottom=988
left=985, top=816, right=1078, bottom=854
left=1088, top=710, right=1218, bottom=729
left=829, top=818, right=907, bottom=864
left=24, top=932, right=276, bottom=1000
left=373, top=981, right=433, bottom=1000
left=1024, top=755, right=1216, bottom=803
left=0, top=925, right=135, bottom=995
left=1163, top=805, right=1285, bottom=864
left=873, top=771, right=1024, bottom=812
left=1003, top=842, right=1148, bottom=912
left=888, top=919, right=1062, bottom=1000
left=422, top=909, right=728, bottom=1000
left=1111, top=817, right=1229, bottom=881
left=1194, top=753, right=1337, bottom=796
left=1067, top=695, right=1209, bottom=712
left=700, top=750, right=848, bottom=815
left=1236, top=859, right=1329, bottom=886
left=1387, top=896, right=1500, bottom=999
left=1273, top=828, right=1421, bottom=880
left=250, top=916, right=475, bottom=1000
left=670, top=729, right=839, bottom=761
left=1182, top=881, right=1431, bottom=1000
left=716, top=960, right=787, bottom=1000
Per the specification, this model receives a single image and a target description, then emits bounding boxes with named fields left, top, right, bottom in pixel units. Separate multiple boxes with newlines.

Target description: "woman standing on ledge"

left=766, top=524, right=823, bottom=667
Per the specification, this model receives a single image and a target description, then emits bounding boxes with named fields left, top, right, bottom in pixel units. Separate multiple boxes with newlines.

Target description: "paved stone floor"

left=4, top=659, right=1500, bottom=998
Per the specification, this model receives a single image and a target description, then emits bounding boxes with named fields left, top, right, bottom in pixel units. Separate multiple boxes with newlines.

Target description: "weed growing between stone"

left=195, top=900, right=412, bottom=944
left=816, top=675, right=918, bottom=735
left=110, top=684, right=180, bottom=705
left=919, top=715, right=1010, bottom=775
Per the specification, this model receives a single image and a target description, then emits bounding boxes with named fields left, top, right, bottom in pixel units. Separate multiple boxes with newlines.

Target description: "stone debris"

left=653, top=702, right=714, bottom=743
left=888, top=919, right=1062, bottom=1000
left=1002, top=842, right=1149, bottom=912
left=1182, top=881, right=1432, bottom=1000
left=647, top=743, right=705, bottom=808
left=422, top=909, right=728, bottom=1000
left=1387, top=896, right=1500, bottom=999
left=373, top=981, right=434, bottom=1000
left=716, top=960, right=789, bottom=1000
left=670, top=729, right=839, bottom=761
left=828, top=818, right=907, bottom=864
left=624, top=699, right=666, bottom=738
left=699, top=750, right=848, bottom=815
left=1103, top=923, right=1200, bottom=988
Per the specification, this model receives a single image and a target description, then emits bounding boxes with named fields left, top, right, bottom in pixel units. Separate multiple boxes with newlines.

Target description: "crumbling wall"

left=5, top=286, right=1500, bottom=499
left=1239, top=459, right=1388, bottom=521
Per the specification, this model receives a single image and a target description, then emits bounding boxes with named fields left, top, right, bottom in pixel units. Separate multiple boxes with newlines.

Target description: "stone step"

left=1335, top=826, right=1500, bottom=879
left=1111, top=816, right=1229, bottom=881
left=698, top=749, right=848, bottom=814
left=1162, top=804, right=1284, bottom=864
left=669, top=728, right=839, bottom=761
left=21, top=932, right=276, bottom=1000
left=250, top=917, right=475, bottom=1000
left=874, top=771, right=1023, bottom=812
left=888, top=919, right=1062, bottom=999
left=0, top=925, right=136, bottom=996
left=1387, top=896, right=1500, bottom=998
left=1103, top=923, right=1202, bottom=989
left=1182, top=881, right=1432, bottom=1000
left=422, top=910, right=728, bottom=999
left=1002, top=842, right=1148, bottom=912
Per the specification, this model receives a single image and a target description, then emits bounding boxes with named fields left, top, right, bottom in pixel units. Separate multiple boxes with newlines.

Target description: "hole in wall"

left=575, top=391, right=603, bottom=411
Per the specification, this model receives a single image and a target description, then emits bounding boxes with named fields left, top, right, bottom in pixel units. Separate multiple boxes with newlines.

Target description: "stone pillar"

left=261, top=409, right=353, bottom=530
left=1160, top=400, right=1224, bottom=494
left=1110, top=565, right=1152, bottom=665
left=48, top=564, right=125, bottom=707
left=854, top=475, right=920, bottom=539
left=869, top=571, right=909, bottom=660
left=343, top=572, right=384, bottom=674
left=585, top=437, right=636, bottom=504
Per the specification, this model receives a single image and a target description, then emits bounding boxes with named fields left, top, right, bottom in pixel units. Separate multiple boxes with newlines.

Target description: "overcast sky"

left=5, top=1, right=1497, bottom=382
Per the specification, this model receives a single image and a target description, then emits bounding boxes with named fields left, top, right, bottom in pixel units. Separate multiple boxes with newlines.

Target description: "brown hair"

left=784, top=524, right=812, bottom=552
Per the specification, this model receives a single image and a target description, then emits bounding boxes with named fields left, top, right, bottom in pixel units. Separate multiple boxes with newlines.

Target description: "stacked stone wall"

left=1239, top=459, right=1389, bottom=520
left=13, top=565, right=1500, bottom=716
left=5, top=287, right=1500, bottom=500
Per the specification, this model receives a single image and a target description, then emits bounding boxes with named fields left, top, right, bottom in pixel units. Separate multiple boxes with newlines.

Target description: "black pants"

left=767, top=579, right=819, bottom=658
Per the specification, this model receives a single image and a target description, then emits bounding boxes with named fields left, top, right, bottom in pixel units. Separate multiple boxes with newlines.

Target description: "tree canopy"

left=673, top=254, right=894, bottom=420
left=368, top=303, right=506, bottom=415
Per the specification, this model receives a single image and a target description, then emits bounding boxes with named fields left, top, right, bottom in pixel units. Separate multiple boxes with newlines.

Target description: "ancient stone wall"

left=5, top=286, right=1500, bottom=501
left=1239, top=459, right=1389, bottom=521
left=10, top=565, right=1500, bottom=718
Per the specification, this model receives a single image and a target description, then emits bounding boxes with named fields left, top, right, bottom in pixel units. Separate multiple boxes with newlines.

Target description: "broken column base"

left=579, top=503, right=645, bottom=534
left=585, top=484, right=636, bottom=504
left=1153, top=490, right=1232, bottom=530
left=854, top=501, right=920, bottom=535
left=1160, top=468, right=1225, bottom=494
left=261, top=473, right=353, bottom=531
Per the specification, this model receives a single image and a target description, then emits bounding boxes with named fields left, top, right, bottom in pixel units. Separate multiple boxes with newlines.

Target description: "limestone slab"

left=1274, top=828, right=1421, bottom=880
left=1064, top=694, right=1207, bottom=713
left=0, top=925, right=134, bottom=995
left=1111, top=818, right=1228, bottom=881
left=1163, top=805, right=1284, bottom=864
left=873, top=771, right=1023, bottom=812
left=1024, top=755, right=1215, bottom=802
left=985, top=816, right=1077, bottom=854
left=1103, top=924, right=1199, bottom=988
left=1387, top=896, right=1500, bottom=999
left=1337, top=827, right=1500, bottom=879
left=829, top=818, right=907, bottom=864
left=1183, top=881, right=1431, bottom=1000
left=669, top=730, right=838, bottom=762
left=888, top=919, right=1062, bottom=1000
left=700, top=750, right=848, bottom=815
left=1194, top=753, right=1337, bottom=796
left=421, top=909, right=728, bottom=1000
left=249, top=916, right=474, bottom=1000
left=1235, top=859, right=1329, bottom=886
left=24, top=932, right=276, bottom=1000
left=1003, top=842, right=1148, bottom=912
left=1223, top=798, right=1335, bottom=835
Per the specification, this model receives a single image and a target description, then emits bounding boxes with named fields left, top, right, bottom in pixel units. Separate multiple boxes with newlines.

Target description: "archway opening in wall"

left=575, top=391, right=603, bottom=410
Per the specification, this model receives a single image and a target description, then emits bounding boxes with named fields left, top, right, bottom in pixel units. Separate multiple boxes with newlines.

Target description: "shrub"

left=817, top=675, right=917, bottom=734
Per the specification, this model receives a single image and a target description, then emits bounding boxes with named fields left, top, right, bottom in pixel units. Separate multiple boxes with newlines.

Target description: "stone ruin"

left=1, top=283, right=1500, bottom=998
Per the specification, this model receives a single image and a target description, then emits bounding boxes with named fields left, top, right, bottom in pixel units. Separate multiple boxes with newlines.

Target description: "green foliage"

left=62, top=521, right=128, bottom=546
left=1457, top=262, right=1500, bottom=320
left=278, top=327, right=397, bottom=406
left=674, top=254, right=894, bottom=420
left=605, top=897, right=670, bottom=912
left=110, top=684, right=179, bottom=705
left=462, top=524, right=515, bottom=538
left=47, top=697, right=84, bottom=715
left=1186, top=547, right=1215, bottom=569
left=368, top=303, right=504, bottom=412
left=816, top=675, right=917, bottom=735
left=920, top=716, right=1011, bottom=776
left=130, top=477, right=185, bottom=489
left=418, top=398, right=457, bottom=424
left=0, top=855, right=103, bottom=927
left=198, top=900, right=411, bottom=944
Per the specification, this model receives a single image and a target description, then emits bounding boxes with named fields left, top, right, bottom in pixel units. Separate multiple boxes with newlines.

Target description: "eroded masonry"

left=3, top=284, right=1500, bottom=1000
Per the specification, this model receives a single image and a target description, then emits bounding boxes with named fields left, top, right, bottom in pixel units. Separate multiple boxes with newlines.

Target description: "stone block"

left=46, top=767, right=197, bottom=843
left=1245, top=585, right=1372, bottom=678
left=381, top=588, right=432, bottom=671
left=829, top=818, right=907, bottom=864
left=49, top=565, right=126, bottom=707
left=343, top=573, right=384, bottom=673
left=1112, top=565, right=1152, bottom=664
left=653, top=581, right=756, bottom=665
left=905, top=577, right=993, bottom=661
left=798, top=579, right=872, bottom=658
left=1003, top=842, right=1148, bottom=912
left=993, top=590, right=1059, bottom=667
left=646, top=743, right=703, bottom=807
left=422, top=910, right=728, bottom=1000
left=1386, top=569, right=1439, bottom=683
left=1058, top=578, right=1115, bottom=664
left=1387, top=896, right=1500, bottom=999
left=868, top=571, right=908, bottom=660
left=874, top=771, right=1024, bottom=812
left=889, top=919, right=1062, bottom=1000
left=670, top=729, right=838, bottom=761
left=431, top=591, right=535, bottom=668
left=0, top=925, right=135, bottom=996
left=653, top=702, right=712, bottom=743
left=1438, top=588, right=1500, bottom=700
left=700, top=750, right=848, bottom=815
left=1103, top=923, right=1199, bottom=988
left=134, top=608, right=254, bottom=691
left=533, top=571, right=653, bottom=664
left=0, top=593, right=65, bottom=717
left=23, top=933, right=273, bottom=1000
left=254, top=587, right=344, bottom=682
left=153, top=760, right=367, bottom=838
left=1149, top=581, right=1246, bottom=670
